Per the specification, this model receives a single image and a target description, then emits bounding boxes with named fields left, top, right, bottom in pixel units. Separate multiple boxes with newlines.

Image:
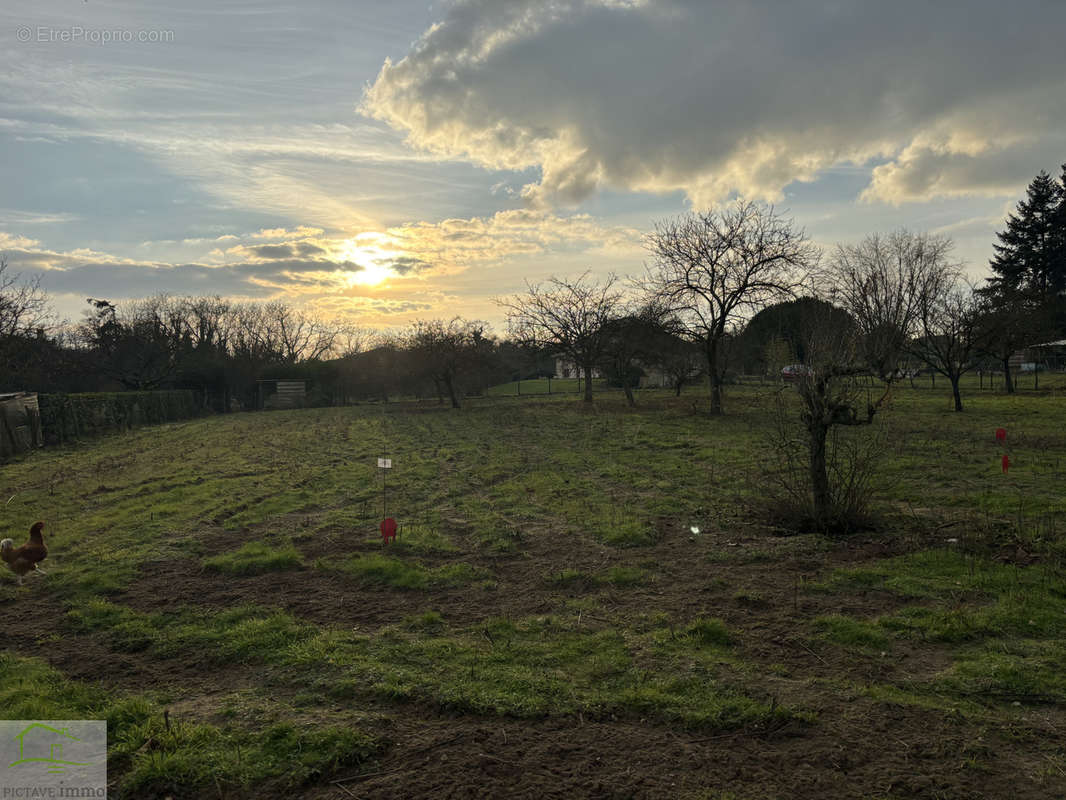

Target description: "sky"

left=2, top=0, right=1065, bottom=331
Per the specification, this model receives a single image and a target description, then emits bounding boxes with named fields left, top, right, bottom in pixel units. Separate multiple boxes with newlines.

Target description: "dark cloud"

left=4, top=247, right=363, bottom=299
left=378, top=255, right=431, bottom=275
left=243, top=242, right=328, bottom=259
left=364, top=0, right=1066, bottom=206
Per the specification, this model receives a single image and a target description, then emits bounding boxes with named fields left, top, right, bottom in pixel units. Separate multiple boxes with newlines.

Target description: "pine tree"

left=1054, top=162, right=1066, bottom=295
left=987, top=171, right=1064, bottom=299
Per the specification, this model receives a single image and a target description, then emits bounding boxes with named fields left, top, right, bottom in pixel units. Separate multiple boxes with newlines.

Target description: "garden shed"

left=256, top=379, right=307, bottom=410
left=0, top=392, right=43, bottom=458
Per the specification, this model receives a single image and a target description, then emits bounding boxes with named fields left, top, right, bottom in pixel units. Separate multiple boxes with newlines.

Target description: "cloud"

left=233, top=242, right=328, bottom=260
left=0, top=209, right=639, bottom=320
left=378, top=256, right=432, bottom=276
left=381, top=208, right=642, bottom=272
left=252, top=226, right=325, bottom=240
left=363, top=0, right=1066, bottom=208
left=0, top=237, right=360, bottom=300
left=0, top=209, right=79, bottom=226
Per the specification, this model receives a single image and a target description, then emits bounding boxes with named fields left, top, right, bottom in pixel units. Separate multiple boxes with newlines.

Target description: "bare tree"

left=263, top=302, right=337, bottom=363
left=0, top=255, right=52, bottom=341
left=180, top=296, right=233, bottom=354
left=829, top=231, right=957, bottom=383
left=499, top=271, right=622, bottom=403
left=330, top=323, right=374, bottom=359
left=642, top=201, right=816, bottom=414
left=405, top=317, right=491, bottom=408
left=910, top=281, right=982, bottom=411
left=230, top=302, right=283, bottom=364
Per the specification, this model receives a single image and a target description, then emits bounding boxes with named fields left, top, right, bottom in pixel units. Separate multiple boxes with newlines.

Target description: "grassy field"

left=1, top=379, right=1065, bottom=798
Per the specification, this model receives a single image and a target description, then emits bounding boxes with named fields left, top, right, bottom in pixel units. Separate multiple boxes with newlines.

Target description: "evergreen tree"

left=987, top=170, right=1065, bottom=298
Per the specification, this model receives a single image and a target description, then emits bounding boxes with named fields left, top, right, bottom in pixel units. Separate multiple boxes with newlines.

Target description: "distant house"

left=553, top=359, right=604, bottom=379
left=1028, top=340, right=1066, bottom=371
left=638, top=364, right=669, bottom=388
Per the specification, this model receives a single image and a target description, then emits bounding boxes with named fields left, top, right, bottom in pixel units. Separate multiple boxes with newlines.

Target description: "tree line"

left=2, top=163, right=1064, bottom=417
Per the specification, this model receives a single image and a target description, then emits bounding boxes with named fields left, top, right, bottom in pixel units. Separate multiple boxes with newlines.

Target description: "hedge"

left=38, top=390, right=203, bottom=445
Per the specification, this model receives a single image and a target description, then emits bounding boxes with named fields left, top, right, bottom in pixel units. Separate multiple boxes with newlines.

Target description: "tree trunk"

left=809, top=421, right=831, bottom=528
left=951, top=375, right=963, bottom=411
left=623, top=380, right=635, bottom=407
left=1002, top=357, right=1014, bottom=393
left=674, top=378, right=682, bottom=397
left=444, top=375, right=461, bottom=408
left=706, top=339, right=723, bottom=415
left=582, top=364, right=593, bottom=402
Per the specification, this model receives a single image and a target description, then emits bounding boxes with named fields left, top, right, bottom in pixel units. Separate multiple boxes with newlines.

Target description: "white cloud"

left=363, top=0, right=1066, bottom=208
left=252, top=226, right=325, bottom=240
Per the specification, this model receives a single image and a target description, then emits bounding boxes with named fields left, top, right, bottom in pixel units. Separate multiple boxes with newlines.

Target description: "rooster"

left=1, top=521, right=47, bottom=586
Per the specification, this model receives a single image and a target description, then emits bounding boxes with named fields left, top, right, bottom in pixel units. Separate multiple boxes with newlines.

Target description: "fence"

left=485, top=377, right=611, bottom=397
left=36, top=390, right=202, bottom=446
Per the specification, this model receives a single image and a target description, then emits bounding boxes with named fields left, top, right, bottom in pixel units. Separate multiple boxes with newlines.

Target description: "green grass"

left=683, top=617, right=734, bottom=647
left=4, top=381, right=1066, bottom=795
left=814, top=614, right=890, bottom=650
left=60, top=597, right=786, bottom=730
left=202, top=540, right=303, bottom=575
left=330, top=553, right=491, bottom=589
left=0, top=653, right=381, bottom=796
left=814, top=549, right=1066, bottom=704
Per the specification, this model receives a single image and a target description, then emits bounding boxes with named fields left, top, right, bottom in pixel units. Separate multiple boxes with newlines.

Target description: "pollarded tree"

left=499, top=271, right=622, bottom=403
left=642, top=201, right=817, bottom=414
left=770, top=299, right=892, bottom=532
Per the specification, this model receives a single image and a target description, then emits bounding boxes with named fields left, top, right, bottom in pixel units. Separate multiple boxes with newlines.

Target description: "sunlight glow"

left=334, top=235, right=397, bottom=286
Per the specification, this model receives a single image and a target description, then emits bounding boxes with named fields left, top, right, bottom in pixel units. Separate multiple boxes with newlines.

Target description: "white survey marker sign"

left=377, top=458, right=392, bottom=469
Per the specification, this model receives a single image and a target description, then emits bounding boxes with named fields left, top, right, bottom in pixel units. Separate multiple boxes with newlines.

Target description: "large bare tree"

left=828, top=231, right=957, bottom=383
left=499, top=271, right=622, bottom=402
left=642, top=201, right=816, bottom=414
left=911, top=280, right=982, bottom=412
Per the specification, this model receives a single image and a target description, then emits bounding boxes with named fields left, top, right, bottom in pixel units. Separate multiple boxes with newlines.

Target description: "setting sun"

left=335, top=235, right=396, bottom=286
